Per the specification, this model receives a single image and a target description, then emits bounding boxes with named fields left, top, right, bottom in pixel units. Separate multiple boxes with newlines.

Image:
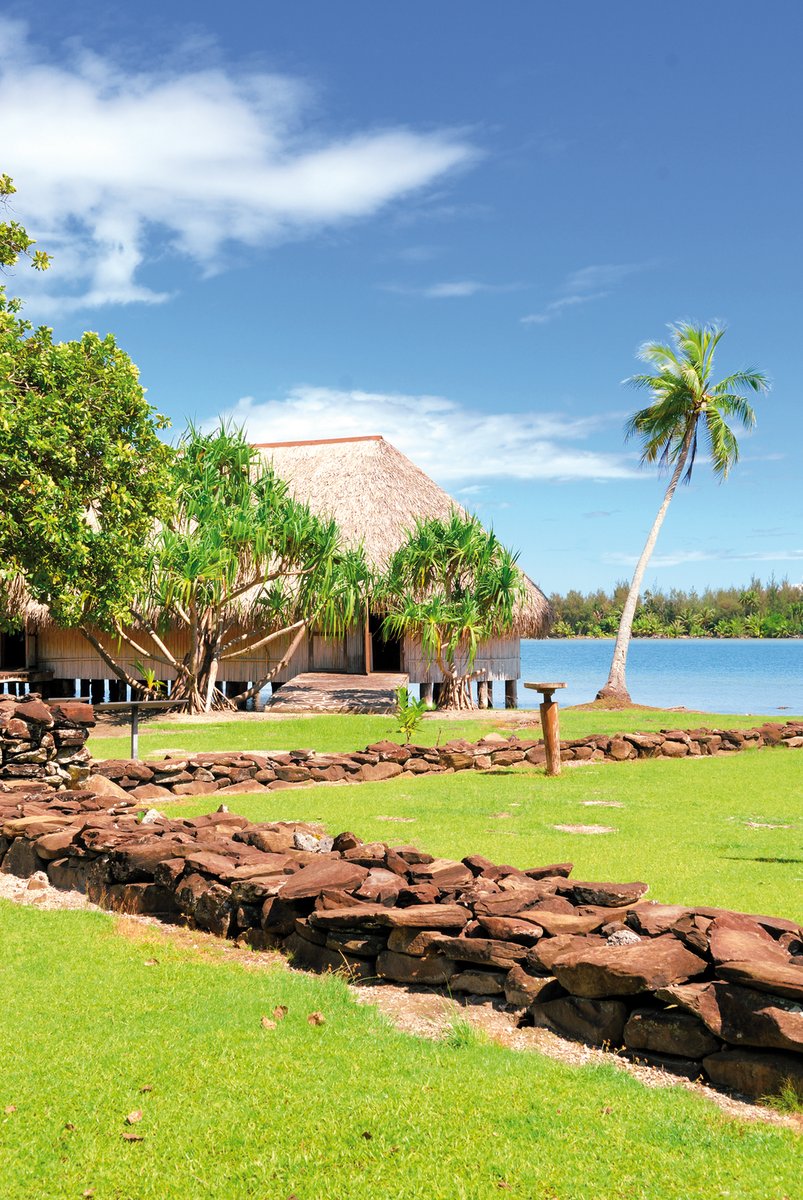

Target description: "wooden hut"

left=2, top=435, right=550, bottom=705
left=256, top=436, right=550, bottom=705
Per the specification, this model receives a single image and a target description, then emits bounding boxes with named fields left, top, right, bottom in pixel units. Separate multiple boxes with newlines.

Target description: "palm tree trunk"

left=596, top=423, right=695, bottom=703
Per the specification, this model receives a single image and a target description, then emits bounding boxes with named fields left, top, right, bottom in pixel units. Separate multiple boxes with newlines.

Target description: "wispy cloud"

left=521, top=262, right=648, bottom=326
left=215, top=385, right=639, bottom=483
left=0, top=19, right=475, bottom=314
left=604, top=547, right=803, bottom=569
left=382, top=278, right=522, bottom=299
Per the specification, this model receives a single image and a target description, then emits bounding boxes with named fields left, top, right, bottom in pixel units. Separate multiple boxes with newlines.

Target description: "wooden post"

left=477, top=680, right=489, bottom=709
left=486, top=681, right=494, bottom=709
left=505, top=679, right=518, bottom=709
left=523, top=682, right=566, bottom=777
left=364, top=615, right=372, bottom=675
left=131, top=703, right=140, bottom=760
left=419, top=682, right=434, bottom=705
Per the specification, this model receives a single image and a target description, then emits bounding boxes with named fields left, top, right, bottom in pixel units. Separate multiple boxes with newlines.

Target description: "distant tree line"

left=549, top=578, right=803, bottom=639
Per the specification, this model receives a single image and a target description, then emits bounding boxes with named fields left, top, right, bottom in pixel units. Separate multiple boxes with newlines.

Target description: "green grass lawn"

left=1, top=900, right=800, bottom=1200
left=163, top=749, right=803, bottom=923
left=88, top=707, right=798, bottom=762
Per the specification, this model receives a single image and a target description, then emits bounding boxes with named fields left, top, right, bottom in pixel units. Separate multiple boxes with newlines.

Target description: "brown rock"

left=624, top=1008, right=720, bottom=1058
left=355, top=868, right=403, bottom=904
left=658, top=981, right=803, bottom=1053
left=717, top=960, right=803, bottom=1002
left=309, top=902, right=470, bottom=931
left=527, top=934, right=598, bottom=973
left=626, top=904, right=692, bottom=936
left=551, top=935, right=708, bottom=998
left=48, top=700, right=95, bottom=726
left=360, top=761, right=404, bottom=782
left=278, top=859, right=368, bottom=901
left=325, top=929, right=388, bottom=957
left=531, top=908, right=626, bottom=937
left=376, top=949, right=456, bottom=985
left=428, top=935, right=527, bottom=968
left=561, top=880, right=648, bottom=908
left=450, top=970, right=506, bottom=995
left=523, top=862, right=573, bottom=881
left=32, top=829, right=77, bottom=860
left=409, top=857, right=473, bottom=889
left=344, top=842, right=387, bottom=867
left=474, top=915, right=544, bottom=944
left=703, top=1049, right=803, bottom=1101
left=285, top=932, right=375, bottom=980
left=79, top=774, right=132, bottom=800
left=707, top=915, right=782, bottom=961
left=129, top=783, right=174, bottom=801
left=13, top=699, right=54, bottom=726
left=504, top=966, right=560, bottom=1007
left=530, top=995, right=628, bottom=1046
left=386, top=927, right=445, bottom=956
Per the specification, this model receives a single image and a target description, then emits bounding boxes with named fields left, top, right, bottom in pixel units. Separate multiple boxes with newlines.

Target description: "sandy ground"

left=0, top=872, right=798, bottom=1132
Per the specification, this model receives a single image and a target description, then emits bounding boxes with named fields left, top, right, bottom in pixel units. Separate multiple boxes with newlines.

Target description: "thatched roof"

left=257, top=435, right=551, bottom=638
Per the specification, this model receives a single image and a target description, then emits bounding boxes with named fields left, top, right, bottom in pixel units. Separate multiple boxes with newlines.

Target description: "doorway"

left=369, top=613, right=401, bottom=672
left=0, top=631, right=27, bottom=671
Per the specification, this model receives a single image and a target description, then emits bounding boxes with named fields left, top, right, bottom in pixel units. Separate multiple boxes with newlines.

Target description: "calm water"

left=516, top=638, right=803, bottom=714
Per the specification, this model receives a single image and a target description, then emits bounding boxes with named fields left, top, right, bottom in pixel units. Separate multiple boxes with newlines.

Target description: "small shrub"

left=395, top=685, right=429, bottom=744
left=760, top=1080, right=803, bottom=1114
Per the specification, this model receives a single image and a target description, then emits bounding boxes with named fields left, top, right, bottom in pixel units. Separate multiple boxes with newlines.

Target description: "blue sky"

left=3, top=2, right=801, bottom=594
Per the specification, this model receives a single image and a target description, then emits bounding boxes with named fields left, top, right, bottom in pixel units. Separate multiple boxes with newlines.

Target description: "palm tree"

left=596, top=322, right=769, bottom=703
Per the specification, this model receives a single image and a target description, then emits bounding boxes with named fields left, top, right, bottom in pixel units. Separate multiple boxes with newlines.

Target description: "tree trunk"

left=436, top=675, right=476, bottom=710
left=596, top=424, right=695, bottom=703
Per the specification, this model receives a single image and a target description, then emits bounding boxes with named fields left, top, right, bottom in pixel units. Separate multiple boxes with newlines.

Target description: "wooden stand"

left=524, top=682, right=566, bottom=776
left=94, top=699, right=190, bottom=760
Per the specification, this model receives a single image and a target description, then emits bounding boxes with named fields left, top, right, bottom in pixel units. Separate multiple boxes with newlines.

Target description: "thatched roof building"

left=258, top=434, right=550, bottom=638
left=2, top=434, right=549, bottom=702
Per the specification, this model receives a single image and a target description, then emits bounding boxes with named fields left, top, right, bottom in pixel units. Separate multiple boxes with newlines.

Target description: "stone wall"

left=1, top=784, right=800, bottom=1104
left=0, top=694, right=94, bottom=788
left=91, top=720, right=803, bottom=798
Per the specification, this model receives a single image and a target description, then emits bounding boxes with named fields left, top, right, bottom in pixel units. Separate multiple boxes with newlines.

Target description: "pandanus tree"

left=597, top=322, right=769, bottom=704
left=379, top=511, right=524, bottom=710
left=81, top=425, right=369, bottom=712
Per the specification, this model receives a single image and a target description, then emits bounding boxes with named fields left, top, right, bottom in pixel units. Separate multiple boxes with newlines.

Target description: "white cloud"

left=0, top=20, right=475, bottom=313
left=382, top=278, right=522, bottom=298
left=215, top=385, right=639, bottom=482
left=522, top=262, right=647, bottom=326
left=605, top=548, right=803, bottom=568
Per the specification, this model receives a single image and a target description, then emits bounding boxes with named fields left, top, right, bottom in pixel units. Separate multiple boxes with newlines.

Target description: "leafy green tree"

left=379, top=511, right=524, bottom=711
left=597, top=323, right=769, bottom=703
left=0, top=174, right=172, bottom=631
left=83, top=425, right=369, bottom=712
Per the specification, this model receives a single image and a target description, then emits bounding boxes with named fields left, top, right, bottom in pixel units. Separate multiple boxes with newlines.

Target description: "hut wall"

left=403, top=634, right=520, bottom=684
left=34, top=624, right=310, bottom=686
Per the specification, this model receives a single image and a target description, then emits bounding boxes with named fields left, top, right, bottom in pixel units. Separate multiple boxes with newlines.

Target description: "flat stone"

left=530, top=995, right=628, bottom=1046
left=551, top=935, right=708, bottom=998
left=626, top=904, right=692, bottom=936
left=504, top=966, right=559, bottom=1007
left=285, top=932, right=375, bottom=980
left=376, top=949, right=456, bottom=985
left=703, top=1049, right=803, bottom=1102
left=624, top=1008, right=720, bottom=1058
left=716, top=959, right=803, bottom=1002
left=450, top=970, right=506, bottom=995
left=310, top=902, right=471, bottom=931
left=427, top=935, right=528, bottom=968
left=386, top=927, right=445, bottom=956
left=409, top=857, right=473, bottom=889
left=278, top=860, right=369, bottom=901
left=658, top=981, right=803, bottom=1054
left=561, top=880, right=648, bottom=908
left=474, top=915, right=544, bottom=944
